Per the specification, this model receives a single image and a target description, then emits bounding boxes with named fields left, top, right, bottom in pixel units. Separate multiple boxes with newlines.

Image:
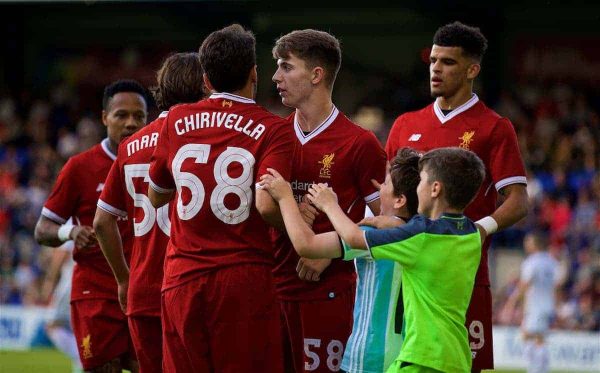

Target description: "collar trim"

left=294, top=106, right=339, bottom=145
left=433, top=94, right=479, bottom=124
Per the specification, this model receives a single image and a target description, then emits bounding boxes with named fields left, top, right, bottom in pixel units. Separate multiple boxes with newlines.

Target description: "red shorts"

left=161, top=264, right=283, bottom=373
left=129, top=315, right=162, bottom=373
left=71, top=299, right=135, bottom=370
left=280, top=286, right=355, bottom=373
left=466, top=285, right=494, bottom=371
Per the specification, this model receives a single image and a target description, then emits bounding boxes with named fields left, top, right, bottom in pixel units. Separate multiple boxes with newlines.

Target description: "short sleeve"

left=341, top=226, right=375, bottom=261
left=42, top=158, right=80, bottom=224
left=385, top=115, right=405, bottom=161
left=353, top=131, right=387, bottom=204
left=148, top=117, right=175, bottom=193
left=98, top=157, right=127, bottom=218
left=255, top=121, right=294, bottom=182
left=365, top=216, right=427, bottom=268
left=489, top=118, right=527, bottom=192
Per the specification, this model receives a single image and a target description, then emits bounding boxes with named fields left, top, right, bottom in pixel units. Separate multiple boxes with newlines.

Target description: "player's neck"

left=230, top=83, right=255, bottom=101
left=428, top=200, right=462, bottom=220
left=106, top=138, right=118, bottom=155
left=437, top=86, right=473, bottom=111
left=295, top=91, right=334, bottom=132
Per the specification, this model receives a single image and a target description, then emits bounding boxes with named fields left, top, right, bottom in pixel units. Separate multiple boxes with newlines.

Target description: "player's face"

left=102, top=92, right=147, bottom=144
left=429, top=45, right=472, bottom=98
left=272, top=53, right=314, bottom=108
left=416, top=169, right=433, bottom=217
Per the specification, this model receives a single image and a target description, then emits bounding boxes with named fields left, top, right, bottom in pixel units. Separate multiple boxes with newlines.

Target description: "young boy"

left=263, top=146, right=485, bottom=372
left=261, top=148, right=420, bottom=372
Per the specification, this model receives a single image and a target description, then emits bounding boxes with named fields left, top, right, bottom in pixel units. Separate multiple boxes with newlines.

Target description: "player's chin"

left=280, top=97, right=296, bottom=108
left=430, top=87, right=444, bottom=98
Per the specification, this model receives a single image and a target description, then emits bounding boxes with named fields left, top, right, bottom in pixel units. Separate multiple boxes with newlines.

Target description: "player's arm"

left=34, top=216, right=95, bottom=249
left=477, top=118, right=529, bottom=241
left=308, top=183, right=367, bottom=250
left=93, top=208, right=129, bottom=285
left=255, top=188, right=285, bottom=231
left=259, top=169, right=342, bottom=258
left=148, top=188, right=174, bottom=209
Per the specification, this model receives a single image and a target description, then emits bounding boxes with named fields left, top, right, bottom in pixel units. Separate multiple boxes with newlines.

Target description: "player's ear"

left=203, top=73, right=215, bottom=92
left=431, top=181, right=442, bottom=198
left=101, top=110, right=108, bottom=127
left=250, top=65, right=258, bottom=84
left=467, top=63, right=481, bottom=80
left=311, top=66, right=325, bottom=85
left=393, top=194, right=406, bottom=210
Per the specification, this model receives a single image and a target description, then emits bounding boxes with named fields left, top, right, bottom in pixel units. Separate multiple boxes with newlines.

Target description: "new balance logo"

left=96, top=183, right=104, bottom=192
left=408, top=134, right=421, bottom=141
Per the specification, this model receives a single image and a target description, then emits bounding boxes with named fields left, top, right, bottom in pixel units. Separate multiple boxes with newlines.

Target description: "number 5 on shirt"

left=124, top=164, right=170, bottom=237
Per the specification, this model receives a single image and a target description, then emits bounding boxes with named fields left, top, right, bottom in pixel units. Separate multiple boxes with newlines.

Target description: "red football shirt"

left=385, top=95, right=527, bottom=286
left=272, top=106, right=387, bottom=301
left=148, top=93, right=294, bottom=291
left=42, top=139, right=133, bottom=301
left=98, top=112, right=170, bottom=317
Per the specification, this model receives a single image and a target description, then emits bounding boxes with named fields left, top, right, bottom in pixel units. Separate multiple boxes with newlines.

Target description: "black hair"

left=200, top=24, right=256, bottom=93
left=433, top=21, right=488, bottom=62
left=102, top=79, right=148, bottom=110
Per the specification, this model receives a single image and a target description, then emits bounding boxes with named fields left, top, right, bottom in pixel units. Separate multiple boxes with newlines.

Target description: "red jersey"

left=42, top=140, right=133, bottom=301
left=148, top=93, right=294, bottom=291
left=98, top=112, right=170, bottom=317
left=272, top=107, right=387, bottom=300
left=385, top=95, right=527, bottom=286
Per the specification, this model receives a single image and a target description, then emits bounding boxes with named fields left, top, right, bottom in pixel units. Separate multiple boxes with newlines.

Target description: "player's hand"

left=371, top=178, right=382, bottom=191
left=70, top=226, right=97, bottom=249
left=117, top=279, right=129, bottom=314
left=296, top=258, right=331, bottom=282
left=259, top=168, right=292, bottom=202
left=358, top=216, right=403, bottom=229
left=307, top=183, right=337, bottom=212
left=475, top=223, right=487, bottom=244
left=298, top=194, right=318, bottom=227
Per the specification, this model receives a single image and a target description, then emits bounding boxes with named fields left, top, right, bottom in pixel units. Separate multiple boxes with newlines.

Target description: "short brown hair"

left=272, top=29, right=341, bottom=89
left=151, top=53, right=205, bottom=111
left=200, top=24, right=256, bottom=93
left=419, top=147, right=485, bottom=210
left=390, top=147, right=421, bottom=217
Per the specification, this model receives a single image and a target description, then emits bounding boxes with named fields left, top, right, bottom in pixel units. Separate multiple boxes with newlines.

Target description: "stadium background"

left=0, top=1, right=598, bottom=372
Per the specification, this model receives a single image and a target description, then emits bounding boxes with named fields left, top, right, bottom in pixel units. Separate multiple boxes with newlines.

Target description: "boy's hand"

left=299, top=194, right=319, bottom=227
left=259, top=168, right=293, bottom=202
left=358, top=216, right=403, bottom=229
left=307, top=183, right=337, bottom=212
left=296, top=257, right=331, bottom=282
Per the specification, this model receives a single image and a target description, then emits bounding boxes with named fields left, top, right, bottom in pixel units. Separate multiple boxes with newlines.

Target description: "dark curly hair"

left=390, top=147, right=421, bottom=217
left=102, top=79, right=148, bottom=110
left=151, top=53, right=205, bottom=111
left=433, top=21, right=488, bottom=62
left=200, top=24, right=256, bottom=93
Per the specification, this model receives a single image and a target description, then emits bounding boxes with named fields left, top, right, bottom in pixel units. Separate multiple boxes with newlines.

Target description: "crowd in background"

left=1, top=75, right=598, bottom=331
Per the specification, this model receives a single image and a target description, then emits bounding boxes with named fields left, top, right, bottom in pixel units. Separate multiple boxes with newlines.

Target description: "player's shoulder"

left=336, top=111, right=379, bottom=140
left=392, top=104, right=434, bottom=127
left=69, top=141, right=108, bottom=166
left=472, top=100, right=513, bottom=128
